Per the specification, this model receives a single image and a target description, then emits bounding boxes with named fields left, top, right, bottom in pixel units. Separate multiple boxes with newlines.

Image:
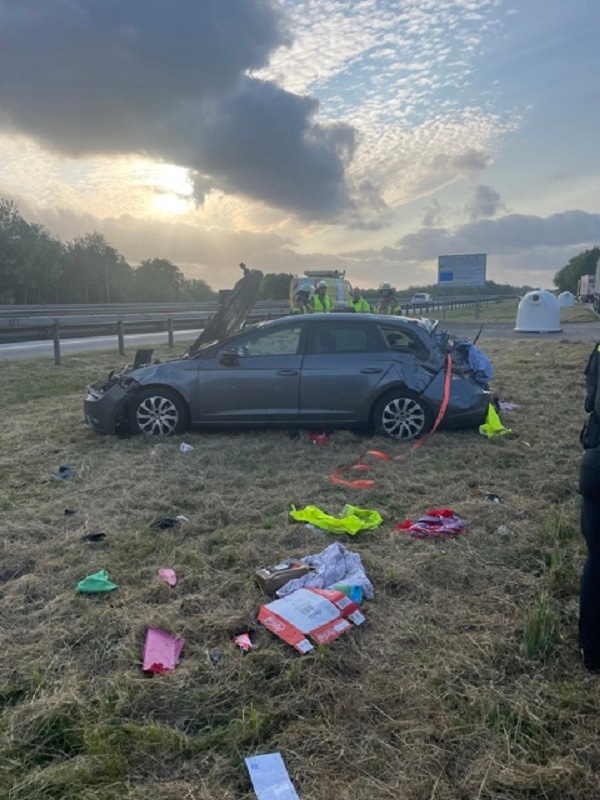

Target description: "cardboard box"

left=258, top=587, right=366, bottom=654
left=255, top=561, right=312, bottom=594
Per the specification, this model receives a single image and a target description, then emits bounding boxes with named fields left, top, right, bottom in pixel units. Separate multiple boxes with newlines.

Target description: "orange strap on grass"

left=328, top=354, right=453, bottom=488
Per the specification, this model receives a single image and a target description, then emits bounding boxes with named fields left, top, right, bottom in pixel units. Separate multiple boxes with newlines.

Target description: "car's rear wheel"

left=129, top=387, right=189, bottom=436
left=372, top=390, right=434, bottom=441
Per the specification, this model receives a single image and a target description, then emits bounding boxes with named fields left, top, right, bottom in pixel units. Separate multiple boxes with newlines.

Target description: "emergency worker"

left=374, top=282, right=401, bottom=315
left=291, top=284, right=313, bottom=315
left=313, top=280, right=332, bottom=312
left=348, top=286, right=371, bottom=313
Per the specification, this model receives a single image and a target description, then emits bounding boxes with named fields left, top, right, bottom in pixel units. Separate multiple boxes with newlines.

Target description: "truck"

left=578, top=273, right=595, bottom=303
left=289, top=270, right=353, bottom=311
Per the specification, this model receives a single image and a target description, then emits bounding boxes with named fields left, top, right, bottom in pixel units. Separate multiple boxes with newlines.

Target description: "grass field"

left=436, top=299, right=597, bottom=324
left=1, top=340, right=599, bottom=799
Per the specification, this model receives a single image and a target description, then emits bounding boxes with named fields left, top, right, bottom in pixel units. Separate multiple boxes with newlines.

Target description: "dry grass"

left=441, top=299, right=597, bottom=324
left=1, top=340, right=600, bottom=799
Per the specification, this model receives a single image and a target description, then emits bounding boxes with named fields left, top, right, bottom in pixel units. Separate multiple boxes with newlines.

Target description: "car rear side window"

left=378, top=324, right=423, bottom=354
left=236, top=325, right=302, bottom=356
left=307, top=321, right=383, bottom=354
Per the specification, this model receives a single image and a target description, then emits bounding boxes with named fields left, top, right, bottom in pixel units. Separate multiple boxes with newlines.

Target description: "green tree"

left=183, top=278, right=216, bottom=301
left=553, top=247, right=600, bottom=294
left=259, top=272, right=293, bottom=300
left=134, top=258, right=185, bottom=302
left=61, top=232, right=133, bottom=303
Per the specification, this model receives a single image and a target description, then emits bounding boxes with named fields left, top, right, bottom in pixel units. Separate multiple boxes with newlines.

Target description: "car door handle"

left=360, top=367, right=383, bottom=374
left=276, top=369, right=299, bottom=376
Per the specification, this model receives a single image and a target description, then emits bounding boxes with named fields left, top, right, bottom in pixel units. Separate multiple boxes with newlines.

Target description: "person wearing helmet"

left=313, top=280, right=332, bottom=312
left=292, top=284, right=313, bottom=315
left=375, top=282, right=401, bottom=315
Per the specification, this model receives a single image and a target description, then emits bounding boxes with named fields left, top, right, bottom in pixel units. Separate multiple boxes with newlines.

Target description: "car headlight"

left=85, top=385, right=104, bottom=401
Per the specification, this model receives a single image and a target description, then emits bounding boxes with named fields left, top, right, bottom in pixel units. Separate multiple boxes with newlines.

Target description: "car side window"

left=307, top=321, right=383, bottom=354
left=234, top=325, right=302, bottom=356
left=378, top=324, right=421, bottom=353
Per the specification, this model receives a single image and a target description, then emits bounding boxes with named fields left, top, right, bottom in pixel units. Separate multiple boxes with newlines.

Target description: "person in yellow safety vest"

left=374, top=282, right=401, bottom=315
left=292, top=284, right=313, bottom=314
left=348, top=286, right=371, bottom=313
left=313, top=280, right=332, bottom=312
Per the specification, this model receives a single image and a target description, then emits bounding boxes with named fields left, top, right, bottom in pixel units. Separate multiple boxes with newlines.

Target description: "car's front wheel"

left=372, top=390, right=434, bottom=441
left=128, top=387, right=189, bottom=436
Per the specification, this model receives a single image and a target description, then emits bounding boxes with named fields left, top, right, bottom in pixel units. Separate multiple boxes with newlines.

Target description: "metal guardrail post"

left=52, top=319, right=61, bottom=365
left=167, top=317, right=174, bottom=349
left=117, top=319, right=125, bottom=355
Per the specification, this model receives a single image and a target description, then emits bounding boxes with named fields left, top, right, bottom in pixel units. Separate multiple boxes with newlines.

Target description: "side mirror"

left=220, top=349, right=238, bottom=366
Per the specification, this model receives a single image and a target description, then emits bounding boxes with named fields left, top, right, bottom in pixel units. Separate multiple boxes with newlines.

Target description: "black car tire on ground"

left=372, top=389, right=434, bottom=441
left=128, top=387, right=190, bottom=436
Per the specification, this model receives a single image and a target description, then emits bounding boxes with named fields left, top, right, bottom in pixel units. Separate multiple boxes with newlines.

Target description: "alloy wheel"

left=136, top=395, right=179, bottom=435
left=381, top=397, right=426, bottom=440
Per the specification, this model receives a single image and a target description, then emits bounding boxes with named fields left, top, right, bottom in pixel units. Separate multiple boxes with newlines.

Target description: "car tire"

left=128, top=387, right=189, bottom=436
left=372, top=389, right=434, bottom=441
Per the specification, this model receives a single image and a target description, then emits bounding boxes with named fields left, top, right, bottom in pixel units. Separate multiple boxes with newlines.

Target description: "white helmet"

left=316, top=280, right=327, bottom=289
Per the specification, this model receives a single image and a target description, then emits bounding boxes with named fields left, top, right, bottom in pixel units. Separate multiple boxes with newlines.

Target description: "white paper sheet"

left=245, top=753, right=299, bottom=800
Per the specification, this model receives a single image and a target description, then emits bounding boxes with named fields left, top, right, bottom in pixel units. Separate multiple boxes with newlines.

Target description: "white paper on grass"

left=276, top=541, right=374, bottom=599
left=265, top=588, right=340, bottom=634
left=245, top=753, right=299, bottom=800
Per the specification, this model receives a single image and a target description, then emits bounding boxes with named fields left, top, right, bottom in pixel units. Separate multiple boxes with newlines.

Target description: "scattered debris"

left=207, top=649, right=222, bottom=665
left=332, top=584, right=364, bottom=604
left=234, top=632, right=255, bottom=653
left=64, top=508, right=77, bottom=516
left=258, top=587, right=365, bottom=654
left=179, top=442, right=194, bottom=453
left=82, top=532, right=107, bottom=543
left=497, top=525, right=511, bottom=536
left=150, top=517, right=180, bottom=530
left=499, top=401, right=519, bottom=411
left=256, top=561, right=313, bottom=595
left=309, top=430, right=329, bottom=444
left=76, top=569, right=118, bottom=593
left=397, top=509, right=465, bottom=539
left=289, top=504, right=383, bottom=535
left=175, top=514, right=189, bottom=522
left=245, top=752, right=299, bottom=800
left=479, top=404, right=511, bottom=438
left=142, top=628, right=185, bottom=673
left=158, top=568, right=177, bottom=587
left=275, top=542, right=374, bottom=600
left=57, top=464, right=74, bottom=480
left=482, top=492, right=501, bottom=503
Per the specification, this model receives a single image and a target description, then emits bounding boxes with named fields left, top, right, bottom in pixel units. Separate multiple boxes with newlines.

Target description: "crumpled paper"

left=276, top=541, right=374, bottom=599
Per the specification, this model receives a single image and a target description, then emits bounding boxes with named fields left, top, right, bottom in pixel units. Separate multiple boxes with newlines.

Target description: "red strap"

left=328, top=354, right=452, bottom=487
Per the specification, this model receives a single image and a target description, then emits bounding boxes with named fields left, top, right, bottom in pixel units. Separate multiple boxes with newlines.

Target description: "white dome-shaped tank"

left=558, top=291, right=576, bottom=307
left=515, top=290, right=562, bottom=332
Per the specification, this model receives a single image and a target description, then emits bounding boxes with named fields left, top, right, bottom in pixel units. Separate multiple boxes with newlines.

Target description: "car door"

left=299, top=319, right=392, bottom=423
left=195, top=321, right=304, bottom=423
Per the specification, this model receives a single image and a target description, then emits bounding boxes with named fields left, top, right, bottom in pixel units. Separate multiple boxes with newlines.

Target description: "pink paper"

left=142, top=628, right=185, bottom=673
left=158, top=568, right=177, bottom=586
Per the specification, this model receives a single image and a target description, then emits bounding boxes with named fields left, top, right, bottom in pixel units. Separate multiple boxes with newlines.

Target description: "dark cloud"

left=395, top=210, right=600, bottom=261
left=433, top=148, right=493, bottom=177
left=0, top=0, right=356, bottom=219
left=468, top=184, right=503, bottom=221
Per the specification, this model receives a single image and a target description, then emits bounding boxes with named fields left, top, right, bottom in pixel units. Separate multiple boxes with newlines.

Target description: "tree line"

left=0, top=199, right=218, bottom=305
left=553, top=247, right=600, bottom=294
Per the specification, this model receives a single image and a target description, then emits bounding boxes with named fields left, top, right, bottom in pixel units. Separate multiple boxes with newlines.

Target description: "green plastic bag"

left=479, top=404, right=511, bottom=438
left=289, top=504, right=383, bottom=535
left=76, top=569, right=118, bottom=593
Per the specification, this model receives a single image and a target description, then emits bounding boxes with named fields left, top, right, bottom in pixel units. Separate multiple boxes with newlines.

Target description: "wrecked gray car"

left=84, top=276, right=490, bottom=441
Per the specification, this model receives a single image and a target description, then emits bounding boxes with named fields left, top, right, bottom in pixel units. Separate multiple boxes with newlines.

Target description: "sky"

left=0, top=0, right=599, bottom=291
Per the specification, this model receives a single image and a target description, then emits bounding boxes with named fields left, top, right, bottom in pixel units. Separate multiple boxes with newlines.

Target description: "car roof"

left=254, top=312, right=436, bottom=337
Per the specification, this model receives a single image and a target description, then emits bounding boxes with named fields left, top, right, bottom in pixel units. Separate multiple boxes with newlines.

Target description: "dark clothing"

left=579, top=447, right=600, bottom=671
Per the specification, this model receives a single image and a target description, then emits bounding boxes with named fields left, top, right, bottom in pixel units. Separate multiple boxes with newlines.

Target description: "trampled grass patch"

left=1, top=340, right=600, bottom=799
